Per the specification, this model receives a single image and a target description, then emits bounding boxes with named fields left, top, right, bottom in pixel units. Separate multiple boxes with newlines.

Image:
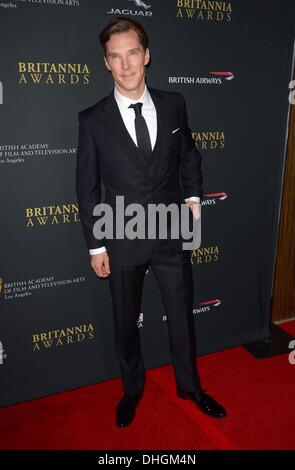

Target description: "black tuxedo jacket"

left=76, top=86, right=203, bottom=266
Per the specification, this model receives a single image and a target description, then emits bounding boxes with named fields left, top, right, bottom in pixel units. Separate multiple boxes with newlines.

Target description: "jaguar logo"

left=128, top=0, right=151, bottom=9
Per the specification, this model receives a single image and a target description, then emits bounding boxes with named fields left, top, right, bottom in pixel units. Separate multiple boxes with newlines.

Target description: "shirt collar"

left=114, top=83, right=150, bottom=109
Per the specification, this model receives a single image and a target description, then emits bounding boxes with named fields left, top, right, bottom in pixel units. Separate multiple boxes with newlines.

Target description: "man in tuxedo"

left=76, top=17, right=226, bottom=427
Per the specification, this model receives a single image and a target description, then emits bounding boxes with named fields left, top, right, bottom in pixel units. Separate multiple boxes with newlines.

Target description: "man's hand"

left=186, top=200, right=201, bottom=221
left=90, top=251, right=111, bottom=278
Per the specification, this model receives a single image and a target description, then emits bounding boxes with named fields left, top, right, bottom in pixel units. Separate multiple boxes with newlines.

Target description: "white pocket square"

left=172, top=127, right=181, bottom=134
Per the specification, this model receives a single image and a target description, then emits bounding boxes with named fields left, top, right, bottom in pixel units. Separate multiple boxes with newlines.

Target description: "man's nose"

left=121, top=57, right=130, bottom=70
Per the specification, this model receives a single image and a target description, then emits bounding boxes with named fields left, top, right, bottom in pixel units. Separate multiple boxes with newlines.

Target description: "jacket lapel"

left=96, top=86, right=172, bottom=185
left=100, top=89, right=154, bottom=183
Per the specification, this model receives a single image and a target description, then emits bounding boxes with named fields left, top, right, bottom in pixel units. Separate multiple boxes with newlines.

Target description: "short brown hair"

left=99, top=17, right=149, bottom=57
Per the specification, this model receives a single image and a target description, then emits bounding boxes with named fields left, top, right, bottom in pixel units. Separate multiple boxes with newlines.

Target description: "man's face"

left=104, top=29, right=150, bottom=95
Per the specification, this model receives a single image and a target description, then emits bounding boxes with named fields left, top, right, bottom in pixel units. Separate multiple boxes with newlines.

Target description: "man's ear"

left=144, top=48, right=150, bottom=67
left=104, top=56, right=111, bottom=71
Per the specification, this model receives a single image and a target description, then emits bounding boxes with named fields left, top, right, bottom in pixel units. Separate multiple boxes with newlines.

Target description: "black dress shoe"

left=176, top=386, right=226, bottom=418
left=116, top=394, right=142, bottom=428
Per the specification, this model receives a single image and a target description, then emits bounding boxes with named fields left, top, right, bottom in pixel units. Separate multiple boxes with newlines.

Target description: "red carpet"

left=0, top=321, right=294, bottom=450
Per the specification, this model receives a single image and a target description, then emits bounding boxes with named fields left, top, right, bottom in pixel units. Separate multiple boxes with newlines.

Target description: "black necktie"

left=128, top=102, right=152, bottom=164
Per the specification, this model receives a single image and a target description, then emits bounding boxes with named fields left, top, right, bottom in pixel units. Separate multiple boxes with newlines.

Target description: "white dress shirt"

left=89, top=84, right=200, bottom=256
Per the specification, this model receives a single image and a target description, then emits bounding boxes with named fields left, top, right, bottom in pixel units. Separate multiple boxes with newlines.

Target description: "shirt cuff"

left=185, top=196, right=200, bottom=204
left=89, top=246, right=107, bottom=255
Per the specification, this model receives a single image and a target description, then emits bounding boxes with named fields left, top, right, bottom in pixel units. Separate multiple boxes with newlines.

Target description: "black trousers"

left=108, top=239, right=202, bottom=397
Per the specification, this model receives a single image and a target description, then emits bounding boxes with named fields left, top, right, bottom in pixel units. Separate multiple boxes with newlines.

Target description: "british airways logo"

left=201, top=192, right=228, bottom=206
left=193, top=299, right=222, bottom=315
left=169, top=72, right=235, bottom=85
left=210, top=71, right=234, bottom=80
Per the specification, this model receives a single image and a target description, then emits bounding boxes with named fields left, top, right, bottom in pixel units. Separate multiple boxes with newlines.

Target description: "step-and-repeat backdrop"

left=0, top=0, right=294, bottom=407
